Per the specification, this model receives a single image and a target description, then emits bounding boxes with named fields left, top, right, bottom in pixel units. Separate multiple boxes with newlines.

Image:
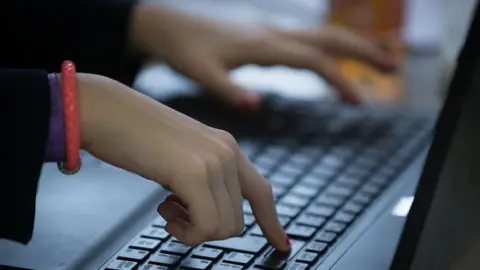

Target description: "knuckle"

left=216, top=130, right=237, bottom=148
left=218, top=145, right=236, bottom=163
left=200, top=220, right=221, bottom=238
left=187, top=158, right=209, bottom=177
left=215, top=130, right=239, bottom=160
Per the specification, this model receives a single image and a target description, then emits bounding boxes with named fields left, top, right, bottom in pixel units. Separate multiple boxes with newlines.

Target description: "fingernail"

left=239, top=92, right=261, bottom=110
left=285, top=236, right=291, bottom=247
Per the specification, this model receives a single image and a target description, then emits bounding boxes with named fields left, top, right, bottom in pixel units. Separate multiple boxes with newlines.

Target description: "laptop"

left=1, top=4, right=479, bottom=270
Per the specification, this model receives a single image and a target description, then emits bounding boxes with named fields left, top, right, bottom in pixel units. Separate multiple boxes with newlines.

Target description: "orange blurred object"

left=327, top=0, right=406, bottom=103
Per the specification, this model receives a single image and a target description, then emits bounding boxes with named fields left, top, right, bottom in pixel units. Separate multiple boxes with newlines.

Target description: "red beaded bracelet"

left=57, top=60, right=81, bottom=175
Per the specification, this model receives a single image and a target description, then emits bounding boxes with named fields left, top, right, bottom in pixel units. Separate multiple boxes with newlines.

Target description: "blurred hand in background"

left=130, top=3, right=398, bottom=109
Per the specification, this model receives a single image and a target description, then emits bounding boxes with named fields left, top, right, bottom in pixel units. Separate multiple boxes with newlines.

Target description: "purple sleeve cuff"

left=44, top=73, right=65, bottom=162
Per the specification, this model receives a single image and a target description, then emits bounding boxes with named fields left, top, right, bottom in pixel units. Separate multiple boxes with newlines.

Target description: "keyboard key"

left=324, top=184, right=355, bottom=198
left=289, top=153, right=313, bottom=167
left=278, top=163, right=304, bottom=177
left=276, top=204, right=301, bottom=218
left=316, top=232, right=338, bottom=244
left=130, top=238, right=161, bottom=251
left=330, top=146, right=353, bottom=159
left=360, top=184, right=381, bottom=197
left=180, top=258, right=212, bottom=270
left=214, top=263, right=244, bottom=270
left=299, top=174, right=328, bottom=188
left=141, top=227, right=169, bottom=240
left=369, top=174, right=391, bottom=188
left=171, top=237, right=181, bottom=243
left=193, top=247, right=223, bottom=260
left=272, top=186, right=287, bottom=198
left=117, top=248, right=149, bottom=262
left=106, top=259, right=137, bottom=270
left=342, top=202, right=364, bottom=215
left=290, top=185, right=318, bottom=198
left=323, top=221, right=347, bottom=234
left=335, top=175, right=362, bottom=188
left=286, top=224, right=317, bottom=239
left=256, top=166, right=269, bottom=176
left=295, top=214, right=326, bottom=228
left=278, top=216, right=292, bottom=227
left=224, top=252, right=255, bottom=265
left=377, top=166, right=397, bottom=179
left=351, top=193, right=372, bottom=206
left=269, top=173, right=295, bottom=187
left=296, top=147, right=322, bottom=159
left=139, top=264, right=169, bottom=270
left=318, top=155, right=344, bottom=169
left=255, top=257, right=287, bottom=269
left=265, top=239, right=305, bottom=261
left=354, top=157, right=377, bottom=171
left=315, top=194, right=345, bottom=208
left=149, top=253, right=181, bottom=266
left=345, top=166, right=369, bottom=179
left=280, top=194, right=310, bottom=208
left=244, top=214, right=256, bottom=227
left=286, top=262, right=309, bottom=270
left=334, top=212, right=355, bottom=224
left=243, top=202, right=253, bottom=214
left=152, top=217, right=167, bottom=228
left=310, top=165, right=337, bottom=178
left=296, top=252, right=319, bottom=264
left=205, top=237, right=267, bottom=254
left=306, top=242, right=328, bottom=254
left=249, top=225, right=263, bottom=236
left=255, top=154, right=278, bottom=168
left=305, top=205, right=335, bottom=218
left=161, top=242, right=191, bottom=255
left=264, top=145, right=289, bottom=157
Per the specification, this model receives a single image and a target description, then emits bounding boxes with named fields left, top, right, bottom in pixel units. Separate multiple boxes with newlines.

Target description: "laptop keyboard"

left=102, top=103, right=433, bottom=270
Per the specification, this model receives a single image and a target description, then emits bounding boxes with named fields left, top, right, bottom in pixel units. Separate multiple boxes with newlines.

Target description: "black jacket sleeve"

left=1, top=69, right=51, bottom=244
left=2, top=0, right=142, bottom=86
left=0, top=0, right=142, bottom=244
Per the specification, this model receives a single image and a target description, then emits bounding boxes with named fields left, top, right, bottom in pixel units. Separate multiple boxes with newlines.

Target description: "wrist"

left=76, top=73, right=95, bottom=151
left=54, top=73, right=91, bottom=151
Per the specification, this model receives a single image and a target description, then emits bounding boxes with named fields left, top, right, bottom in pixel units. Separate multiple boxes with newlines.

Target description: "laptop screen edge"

left=390, top=3, right=480, bottom=269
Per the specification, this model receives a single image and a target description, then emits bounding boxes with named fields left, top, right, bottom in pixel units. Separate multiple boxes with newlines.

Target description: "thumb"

left=192, top=60, right=262, bottom=109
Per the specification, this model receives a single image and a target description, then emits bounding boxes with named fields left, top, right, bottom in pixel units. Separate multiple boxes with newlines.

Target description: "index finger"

left=238, top=154, right=290, bottom=252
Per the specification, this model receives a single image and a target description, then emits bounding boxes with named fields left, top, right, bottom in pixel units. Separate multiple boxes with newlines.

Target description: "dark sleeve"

left=0, top=69, right=51, bottom=244
left=2, top=0, right=143, bottom=86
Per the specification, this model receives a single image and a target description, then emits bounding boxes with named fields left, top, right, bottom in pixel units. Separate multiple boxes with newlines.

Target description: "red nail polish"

left=239, top=92, right=261, bottom=110
left=285, top=236, right=291, bottom=247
